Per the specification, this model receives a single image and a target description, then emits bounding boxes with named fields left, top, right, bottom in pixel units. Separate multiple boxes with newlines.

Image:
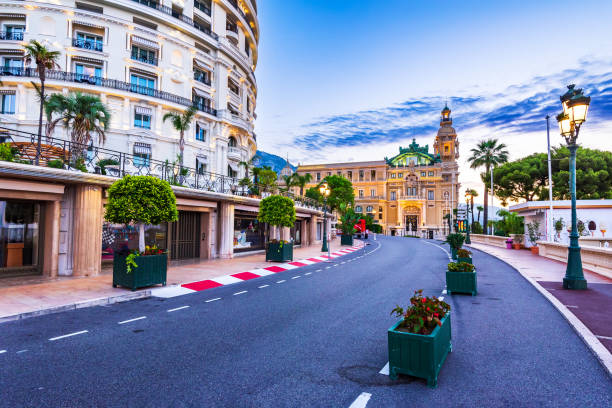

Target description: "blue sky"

left=254, top=1, right=612, bottom=204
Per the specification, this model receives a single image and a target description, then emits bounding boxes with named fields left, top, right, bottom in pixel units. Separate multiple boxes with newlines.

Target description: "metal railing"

left=0, top=31, right=24, bottom=41
left=72, top=38, right=103, bottom=52
left=0, top=67, right=217, bottom=116
left=131, top=50, right=158, bottom=66
left=0, top=127, right=325, bottom=211
left=194, top=71, right=211, bottom=85
left=194, top=0, right=212, bottom=16
left=226, top=21, right=238, bottom=34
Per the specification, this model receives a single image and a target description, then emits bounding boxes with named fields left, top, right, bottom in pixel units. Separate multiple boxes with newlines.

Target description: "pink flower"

left=421, top=298, right=426, bottom=303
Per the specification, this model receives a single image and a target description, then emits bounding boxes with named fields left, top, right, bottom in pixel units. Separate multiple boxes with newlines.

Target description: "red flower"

left=426, top=307, right=430, bottom=311
left=434, top=313, right=439, bottom=317
left=421, top=298, right=426, bottom=303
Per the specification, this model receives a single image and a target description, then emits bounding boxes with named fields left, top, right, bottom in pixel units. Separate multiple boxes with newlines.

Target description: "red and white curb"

left=152, top=245, right=364, bottom=298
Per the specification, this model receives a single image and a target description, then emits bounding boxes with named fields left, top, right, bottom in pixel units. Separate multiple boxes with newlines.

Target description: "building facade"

left=0, top=0, right=258, bottom=178
left=297, top=106, right=461, bottom=237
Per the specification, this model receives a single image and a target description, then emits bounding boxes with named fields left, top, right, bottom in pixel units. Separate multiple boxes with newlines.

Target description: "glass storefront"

left=0, top=200, right=41, bottom=275
left=102, top=222, right=167, bottom=259
left=290, top=220, right=302, bottom=245
left=233, top=213, right=265, bottom=253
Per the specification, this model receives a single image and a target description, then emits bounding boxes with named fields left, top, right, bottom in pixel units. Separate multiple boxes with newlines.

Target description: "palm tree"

left=476, top=205, right=484, bottom=226
left=467, top=139, right=509, bottom=234
left=466, top=188, right=478, bottom=227
left=24, top=40, right=60, bottom=165
left=294, top=173, right=313, bottom=196
left=44, top=92, right=111, bottom=160
left=162, top=105, right=197, bottom=171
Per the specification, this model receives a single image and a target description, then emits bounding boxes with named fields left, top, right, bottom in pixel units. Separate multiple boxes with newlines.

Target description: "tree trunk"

left=483, top=167, right=489, bottom=235
left=138, top=223, right=146, bottom=253
left=35, top=75, right=45, bottom=166
left=178, top=131, right=185, bottom=184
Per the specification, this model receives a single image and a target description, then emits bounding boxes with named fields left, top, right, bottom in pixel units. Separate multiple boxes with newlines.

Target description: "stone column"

left=310, top=215, right=318, bottom=243
left=301, top=219, right=308, bottom=245
left=42, top=200, right=60, bottom=277
left=72, top=185, right=103, bottom=276
left=218, top=202, right=234, bottom=259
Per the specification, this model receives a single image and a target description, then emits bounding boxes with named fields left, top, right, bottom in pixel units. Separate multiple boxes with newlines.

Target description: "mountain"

left=252, top=150, right=296, bottom=174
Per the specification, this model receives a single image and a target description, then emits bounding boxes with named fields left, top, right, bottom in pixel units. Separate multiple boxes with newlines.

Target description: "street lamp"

left=320, top=183, right=331, bottom=253
left=465, top=191, right=473, bottom=244
left=557, top=84, right=590, bottom=290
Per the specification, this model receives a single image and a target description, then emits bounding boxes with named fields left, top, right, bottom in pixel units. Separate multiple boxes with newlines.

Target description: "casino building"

left=296, top=106, right=461, bottom=238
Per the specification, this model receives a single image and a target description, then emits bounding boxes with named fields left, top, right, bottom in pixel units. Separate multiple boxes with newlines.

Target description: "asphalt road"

left=1, top=236, right=611, bottom=407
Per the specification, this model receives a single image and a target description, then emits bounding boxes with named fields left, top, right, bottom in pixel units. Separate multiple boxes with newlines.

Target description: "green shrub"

left=391, top=290, right=451, bottom=335
left=70, top=157, right=87, bottom=172
left=339, top=208, right=360, bottom=235
left=0, top=143, right=19, bottom=162
left=258, top=195, right=296, bottom=228
left=471, top=221, right=483, bottom=234
left=47, top=159, right=64, bottom=169
left=457, top=248, right=472, bottom=258
left=96, top=158, right=119, bottom=175
left=444, top=233, right=465, bottom=250
left=447, top=262, right=475, bottom=272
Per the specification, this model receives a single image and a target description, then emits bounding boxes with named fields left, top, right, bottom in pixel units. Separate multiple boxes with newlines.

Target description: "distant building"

left=297, top=106, right=461, bottom=237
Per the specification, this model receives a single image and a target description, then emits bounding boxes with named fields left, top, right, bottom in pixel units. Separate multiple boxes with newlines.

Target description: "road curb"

left=0, top=290, right=151, bottom=324
left=466, top=244, right=612, bottom=379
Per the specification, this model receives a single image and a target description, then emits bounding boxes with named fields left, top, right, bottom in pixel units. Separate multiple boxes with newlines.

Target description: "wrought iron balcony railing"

left=194, top=0, right=212, bottom=16
left=131, top=51, right=158, bottom=66
left=0, top=68, right=218, bottom=116
left=72, top=38, right=103, bottom=52
left=194, top=71, right=211, bottom=85
left=0, top=31, right=24, bottom=41
left=0, top=127, right=325, bottom=211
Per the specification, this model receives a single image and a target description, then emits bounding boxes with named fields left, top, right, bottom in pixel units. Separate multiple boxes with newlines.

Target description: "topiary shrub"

left=104, top=175, right=178, bottom=252
left=258, top=195, right=296, bottom=242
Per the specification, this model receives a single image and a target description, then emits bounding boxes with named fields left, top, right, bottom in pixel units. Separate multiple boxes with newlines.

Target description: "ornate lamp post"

left=557, top=84, right=590, bottom=290
left=465, top=191, right=473, bottom=244
left=320, top=183, right=331, bottom=253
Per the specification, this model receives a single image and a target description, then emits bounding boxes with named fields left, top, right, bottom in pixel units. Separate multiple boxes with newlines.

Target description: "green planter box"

left=457, top=257, right=472, bottom=264
left=388, top=313, right=452, bottom=388
left=266, top=242, right=293, bottom=262
left=340, top=234, right=354, bottom=246
left=113, top=253, right=167, bottom=291
left=450, top=247, right=458, bottom=260
left=446, top=269, right=477, bottom=296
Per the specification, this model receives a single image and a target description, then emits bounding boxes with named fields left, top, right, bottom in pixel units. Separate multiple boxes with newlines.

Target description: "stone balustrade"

left=537, top=241, right=612, bottom=279
left=469, top=234, right=510, bottom=248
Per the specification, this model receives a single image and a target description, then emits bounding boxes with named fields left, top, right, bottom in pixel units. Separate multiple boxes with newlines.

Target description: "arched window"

left=355, top=206, right=363, bottom=213
left=443, top=191, right=449, bottom=199
left=366, top=205, right=373, bottom=213
left=228, top=136, right=237, bottom=147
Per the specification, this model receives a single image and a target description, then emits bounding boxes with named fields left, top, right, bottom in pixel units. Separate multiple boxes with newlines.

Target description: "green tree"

left=44, top=92, right=111, bottom=159
left=465, top=188, right=478, bottom=227
left=24, top=40, right=60, bottom=165
left=551, top=146, right=612, bottom=199
left=162, top=106, right=197, bottom=171
left=293, top=173, right=313, bottom=196
left=104, top=175, right=178, bottom=252
left=467, top=139, right=509, bottom=234
left=323, top=174, right=355, bottom=211
left=258, top=195, right=296, bottom=241
left=305, top=186, right=323, bottom=203
left=476, top=205, right=484, bottom=226
left=258, top=168, right=278, bottom=192
left=492, top=153, right=549, bottom=205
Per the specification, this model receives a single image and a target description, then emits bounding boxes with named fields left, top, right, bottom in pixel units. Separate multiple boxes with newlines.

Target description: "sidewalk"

left=0, top=239, right=355, bottom=322
left=467, top=242, right=612, bottom=374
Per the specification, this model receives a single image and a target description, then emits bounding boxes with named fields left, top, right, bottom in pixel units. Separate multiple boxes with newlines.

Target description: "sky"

left=253, top=0, right=612, bottom=205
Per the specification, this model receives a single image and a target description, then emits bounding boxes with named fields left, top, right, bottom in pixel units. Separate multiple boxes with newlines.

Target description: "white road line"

left=341, top=262, right=346, bottom=264
left=325, top=266, right=331, bottom=269
left=167, top=306, right=190, bottom=312
left=316, top=269, right=322, bottom=272
left=596, top=335, right=612, bottom=340
left=49, top=330, right=88, bottom=341
left=565, top=305, right=579, bottom=308
left=333, top=264, right=339, bottom=267
left=438, top=296, right=444, bottom=301
left=205, top=297, right=221, bottom=303
left=277, top=280, right=286, bottom=283
left=304, top=272, right=312, bottom=275
left=258, top=284, right=270, bottom=288
left=118, top=316, right=147, bottom=325
left=233, top=290, right=248, bottom=296
left=16, top=350, right=28, bottom=354
left=379, top=362, right=390, bottom=375
left=442, top=289, right=447, bottom=295
left=0, top=350, right=6, bottom=354
left=348, top=392, right=372, bottom=408
left=291, top=276, right=301, bottom=279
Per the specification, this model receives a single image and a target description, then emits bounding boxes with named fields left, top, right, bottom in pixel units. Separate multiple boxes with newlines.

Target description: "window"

left=4, top=25, right=24, bottom=41
left=337, top=171, right=341, bottom=176
left=246, top=98, right=252, bottom=114
left=228, top=164, right=237, bottom=178
left=228, top=136, right=237, bottom=147
left=131, top=45, right=157, bottom=65
left=366, top=206, right=373, bottom=213
left=195, top=123, right=206, bottom=141
left=359, top=170, right=364, bottom=181
left=2, top=57, right=23, bottom=75
left=75, top=32, right=103, bottom=51
left=133, top=142, right=151, bottom=167
left=133, top=16, right=157, bottom=30
left=227, top=103, right=239, bottom=115
left=196, top=157, right=207, bottom=174
left=75, top=63, right=102, bottom=84
left=371, top=189, right=376, bottom=197
left=398, top=172, right=403, bottom=178
left=194, top=0, right=212, bottom=15
left=371, top=170, right=376, bottom=180
left=391, top=173, right=396, bottom=179
left=390, top=191, right=396, bottom=200
left=444, top=145, right=449, bottom=152
left=347, top=171, right=352, bottom=180
left=76, top=2, right=103, bottom=13
left=134, top=107, right=152, bottom=129
left=244, top=39, right=250, bottom=56
left=358, top=190, right=364, bottom=198
left=443, top=191, right=449, bottom=199
left=428, top=190, right=435, bottom=200
left=130, top=73, right=156, bottom=96
left=316, top=173, right=321, bottom=181
left=193, top=94, right=212, bottom=111
left=194, top=68, right=210, bottom=85
left=355, top=206, right=363, bottom=213
left=421, top=171, right=426, bottom=177
left=379, top=206, right=383, bottom=220
left=228, top=78, right=239, bottom=95
left=0, top=92, right=15, bottom=114
left=327, top=172, right=331, bottom=177
left=428, top=171, right=434, bottom=177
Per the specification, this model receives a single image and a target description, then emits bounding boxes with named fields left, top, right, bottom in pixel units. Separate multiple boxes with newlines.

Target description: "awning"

left=192, top=87, right=209, bottom=98
left=131, top=35, right=159, bottom=50
left=228, top=161, right=239, bottom=171
left=0, top=14, right=25, bottom=19
left=0, top=49, right=24, bottom=55
left=193, top=58, right=211, bottom=71
left=133, top=142, right=151, bottom=154
left=196, top=155, right=208, bottom=163
left=0, top=90, right=16, bottom=95
left=135, top=106, right=152, bottom=115
left=72, top=56, right=103, bottom=65
left=73, top=20, right=105, bottom=29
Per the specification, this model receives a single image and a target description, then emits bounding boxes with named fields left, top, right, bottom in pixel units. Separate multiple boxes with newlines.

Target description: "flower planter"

left=450, top=247, right=458, bottom=260
left=113, top=253, right=167, bottom=291
left=512, top=243, right=521, bottom=250
left=457, top=257, right=472, bottom=264
left=266, top=242, right=293, bottom=262
left=340, top=234, right=354, bottom=246
left=530, top=246, right=539, bottom=255
left=505, top=240, right=513, bottom=249
left=446, top=269, right=477, bottom=296
left=388, top=313, right=452, bottom=388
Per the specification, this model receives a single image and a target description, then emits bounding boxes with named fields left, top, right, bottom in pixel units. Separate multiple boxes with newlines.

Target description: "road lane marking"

left=17, top=350, right=28, bottom=354
left=118, top=316, right=147, bottom=325
left=316, top=269, right=322, bottom=272
left=167, top=306, right=190, bottom=312
left=349, top=392, right=372, bottom=408
left=442, top=290, right=447, bottom=294
left=258, top=284, right=269, bottom=288
left=205, top=297, right=221, bottom=303
left=379, top=362, right=389, bottom=375
left=565, top=305, right=578, bottom=308
left=291, top=276, right=301, bottom=279
left=49, top=330, right=88, bottom=341
left=596, top=335, right=612, bottom=340
left=325, top=266, right=331, bottom=269
left=0, top=350, right=6, bottom=354
left=233, top=290, right=248, bottom=296
left=438, top=296, right=444, bottom=301
left=277, top=280, right=286, bottom=283
left=341, top=261, right=346, bottom=264
left=304, top=272, right=312, bottom=275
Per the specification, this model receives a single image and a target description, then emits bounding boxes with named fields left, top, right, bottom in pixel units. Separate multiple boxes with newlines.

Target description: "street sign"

left=456, top=209, right=467, bottom=220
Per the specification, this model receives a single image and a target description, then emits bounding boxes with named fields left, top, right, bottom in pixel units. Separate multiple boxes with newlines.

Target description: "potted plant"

left=512, top=234, right=523, bottom=250
left=554, top=217, right=564, bottom=240
left=388, top=290, right=452, bottom=388
left=105, top=175, right=178, bottom=290
left=446, top=261, right=477, bottom=296
left=505, top=238, right=513, bottom=249
left=258, top=195, right=296, bottom=262
left=456, top=248, right=472, bottom=264
left=526, top=220, right=541, bottom=255
left=339, top=207, right=359, bottom=246
left=444, top=233, right=465, bottom=260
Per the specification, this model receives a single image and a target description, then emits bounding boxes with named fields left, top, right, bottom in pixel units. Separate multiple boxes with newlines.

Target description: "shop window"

left=0, top=201, right=40, bottom=271
left=234, top=214, right=265, bottom=252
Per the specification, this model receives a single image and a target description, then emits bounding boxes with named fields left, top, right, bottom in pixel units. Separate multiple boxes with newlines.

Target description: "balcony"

left=0, top=67, right=217, bottom=116
left=0, top=31, right=24, bottom=41
left=131, top=50, right=158, bottom=66
left=194, top=0, right=212, bottom=16
left=228, top=146, right=241, bottom=161
left=226, top=21, right=239, bottom=42
left=72, top=38, right=103, bottom=52
left=194, top=71, right=211, bottom=86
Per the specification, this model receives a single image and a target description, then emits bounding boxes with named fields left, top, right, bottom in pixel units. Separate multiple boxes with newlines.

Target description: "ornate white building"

left=0, top=0, right=258, bottom=177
